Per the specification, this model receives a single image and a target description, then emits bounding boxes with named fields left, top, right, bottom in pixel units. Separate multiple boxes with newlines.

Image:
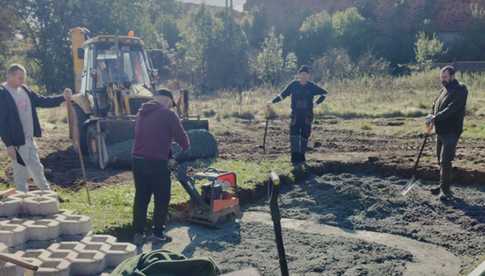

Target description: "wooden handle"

left=0, top=188, right=16, bottom=200
left=0, top=253, right=39, bottom=271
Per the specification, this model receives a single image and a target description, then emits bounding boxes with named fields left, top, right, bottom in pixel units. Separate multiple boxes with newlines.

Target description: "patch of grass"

left=463, top=120, right=485, bottom=139
left=191, top=70, right=485, bottom=122
left=228, top=111, right=256, bottom=121
left=23, top=157, right=293, bottom=235
left=360, top=123, right=373, bottom=131
left=203, top=110, right=217, bottom=118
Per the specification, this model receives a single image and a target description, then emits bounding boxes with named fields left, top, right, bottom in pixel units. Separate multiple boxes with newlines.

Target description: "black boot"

left=439, top=163, right=454, bottom=200
left=301, top=137, right=308, bottom=164
left=430, top=187, right=441, bottom=195
left=291, top=152, right=299, bottom=165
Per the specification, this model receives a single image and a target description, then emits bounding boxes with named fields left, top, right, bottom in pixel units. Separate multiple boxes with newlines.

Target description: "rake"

left=401, top=127, right=432, bottom=196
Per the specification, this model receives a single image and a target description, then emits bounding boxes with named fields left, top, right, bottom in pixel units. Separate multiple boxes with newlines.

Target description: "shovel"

left=262, top=117, right=270, bottom=153
left=66, top=99, right=92, bottom=205
left=401, top=124, right=433, bottom=196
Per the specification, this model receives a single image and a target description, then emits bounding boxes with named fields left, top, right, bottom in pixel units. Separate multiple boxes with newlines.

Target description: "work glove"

left=315, top=95, right=326, bottom=105
left=424, top=114, right=434, bottom=126
left=168, top=159, right=177, bottom=170
left=271, top=95, right=283, bottom=104
left=265, top=103, right=278, bottom=120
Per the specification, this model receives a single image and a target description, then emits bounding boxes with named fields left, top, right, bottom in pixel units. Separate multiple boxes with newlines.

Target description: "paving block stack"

left=0, top=191, right=137, bottom=276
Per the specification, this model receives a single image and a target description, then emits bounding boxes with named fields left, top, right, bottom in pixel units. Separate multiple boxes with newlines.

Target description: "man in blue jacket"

left=268, top=65, right=328, bottom=165
left=0, top=64, right=72, bottom=192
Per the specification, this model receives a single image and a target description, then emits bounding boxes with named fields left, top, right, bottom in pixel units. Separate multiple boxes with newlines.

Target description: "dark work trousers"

left=290, top=112, right=313, bottom=164
left=436, top=133, right=460, bottom=166
left=436, top=133, right=460, bottom=192
left=132, top=157, right=171, bottom=235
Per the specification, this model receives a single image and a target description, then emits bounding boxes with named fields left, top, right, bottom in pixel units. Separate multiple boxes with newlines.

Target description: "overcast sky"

left=177, top=0, right=246, bottom=11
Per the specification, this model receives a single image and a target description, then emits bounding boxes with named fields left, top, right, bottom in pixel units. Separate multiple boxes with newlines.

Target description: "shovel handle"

left=262, top=118, right=270, bottom=153
left=0, top=253, right=39, bottom=271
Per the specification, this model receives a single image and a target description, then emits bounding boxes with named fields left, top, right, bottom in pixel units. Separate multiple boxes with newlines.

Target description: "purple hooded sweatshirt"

left=132, top=101, right=189, bottom=160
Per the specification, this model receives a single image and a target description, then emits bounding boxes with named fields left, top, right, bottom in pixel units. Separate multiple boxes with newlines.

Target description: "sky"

left=177, top=0, right=246, bottom=11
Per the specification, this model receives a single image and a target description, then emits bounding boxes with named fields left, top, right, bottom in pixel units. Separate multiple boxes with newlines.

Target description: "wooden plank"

left=0, top=253, right=39, bottom=271
left=0, top=189, right=16, bottom=200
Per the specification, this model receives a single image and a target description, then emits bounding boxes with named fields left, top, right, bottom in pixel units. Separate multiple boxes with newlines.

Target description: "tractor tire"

left=86, top=124, right=101, bottom=168
left=172, top=129, right=218, bottom=162
left=72, top=104, right=89, bottom=155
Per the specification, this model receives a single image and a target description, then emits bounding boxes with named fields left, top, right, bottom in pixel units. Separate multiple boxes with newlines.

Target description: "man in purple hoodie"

left=132, top=89, right=190, bottom=245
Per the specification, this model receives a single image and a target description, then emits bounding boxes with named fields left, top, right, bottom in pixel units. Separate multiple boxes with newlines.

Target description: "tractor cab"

left=77, top=35, right=155, bottom=118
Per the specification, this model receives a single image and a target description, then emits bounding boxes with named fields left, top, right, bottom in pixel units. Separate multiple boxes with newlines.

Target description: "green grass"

left=192, top=70, right=485, bottom=135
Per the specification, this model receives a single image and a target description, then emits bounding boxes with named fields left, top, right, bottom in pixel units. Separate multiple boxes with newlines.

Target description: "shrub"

left=252, top=29, right=298, bottom=85
left=415, top=32, right=445, bottom=67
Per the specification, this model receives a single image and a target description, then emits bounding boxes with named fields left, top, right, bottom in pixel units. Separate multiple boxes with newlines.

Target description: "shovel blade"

left=401, top=177, right=417, bottom=196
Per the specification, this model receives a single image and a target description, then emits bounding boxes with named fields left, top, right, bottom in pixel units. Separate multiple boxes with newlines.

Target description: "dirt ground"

left=215, top=116, right=485, bottom=179
left=250, top=172, right=484, bottom=274
left=156, top=171, right=482, bottom=275
left=2, top=114, right=484, bottom=187
left=1, top=114, right=484, bottom=275
left=163, top=221, right=413, bottom=276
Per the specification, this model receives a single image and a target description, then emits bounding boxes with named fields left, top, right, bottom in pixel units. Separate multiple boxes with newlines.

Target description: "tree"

left=331, top=7, right=369, bottom=59
left=297, top=11, right=334, bottom=64
left=243, top=6, right=268, bottom=49
left=252, top=29, right=298, bottom=85
left=176, top=5, right=220, bottom=92
left=415, top=32, right=444, bottom=66
left=13, top=0, right=151, bottom=93
left=0, top=3, right=18, bottom=74
left=176, top=5, right=250, bottom=92
left=209, top=9, right=250, bottom=89
left=12, top=0, right=179, bottom=93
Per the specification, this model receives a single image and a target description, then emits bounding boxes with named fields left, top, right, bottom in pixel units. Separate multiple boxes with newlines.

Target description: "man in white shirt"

left=0, top=64, right=72, bottom=192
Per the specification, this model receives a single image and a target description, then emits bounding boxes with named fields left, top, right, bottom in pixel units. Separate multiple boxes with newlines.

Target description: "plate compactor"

left=175, top=164, right=241, bottom=226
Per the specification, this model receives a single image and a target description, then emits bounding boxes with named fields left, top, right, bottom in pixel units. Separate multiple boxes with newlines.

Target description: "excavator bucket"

left=86, top=121, right=218, bottom=169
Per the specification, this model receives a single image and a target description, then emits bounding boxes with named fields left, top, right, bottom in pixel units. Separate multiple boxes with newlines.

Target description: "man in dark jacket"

left=268, top=65, right=328, bottom=165
left=427, top=65, right=468, bottom=200
left=0, top=64, right=72, bottom=192
left=132, top=89, right=190, bottom=245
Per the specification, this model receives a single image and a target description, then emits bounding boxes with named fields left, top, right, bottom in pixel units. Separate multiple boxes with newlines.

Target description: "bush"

left=415, top=32, right=445, bottom=67
left=297, top=11, right=333, bottom=64
left=312, top=49, right=390, bottom=81
left=252, top=29, right=298, bottom=85
left=331, top=7, right=369, bottom=59
left=312, top=49, right=355, bottom=81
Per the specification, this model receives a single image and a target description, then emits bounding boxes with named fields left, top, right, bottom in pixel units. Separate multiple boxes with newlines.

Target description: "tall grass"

left=192, top=69, right=485, bottom=120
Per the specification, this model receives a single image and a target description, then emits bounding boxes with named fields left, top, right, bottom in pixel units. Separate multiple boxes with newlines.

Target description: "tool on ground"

left=262, top=117, right=270, bottom=153
left=174, top=164, right=241, bottom=227
left=401, top=124, right=433, bottom=196
left=222, top=268, right=262, bottom=276
left=0, top=252, right=39, bottom=273
left=66, top=99, right=92, bottom=205
left=269, top=172, right=289, bottom=276
left=0, top=188, right=16, bottom=200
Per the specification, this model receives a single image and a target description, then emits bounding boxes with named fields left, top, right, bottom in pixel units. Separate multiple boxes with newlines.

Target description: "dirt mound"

left=183, top=222, right=411, bottom=275
left=249, top=172, right=485, bottom=272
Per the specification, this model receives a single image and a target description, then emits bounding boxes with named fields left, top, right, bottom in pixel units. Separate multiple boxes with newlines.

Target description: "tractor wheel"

left=172, top=129, right=218, bottom=162
left=86, top=124, right=101, bottom=168
left=72, top=104, right=89, bottom=155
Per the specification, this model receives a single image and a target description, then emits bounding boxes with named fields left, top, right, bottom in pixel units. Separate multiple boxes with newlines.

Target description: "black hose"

left=269, top=172, right=289, bottom=276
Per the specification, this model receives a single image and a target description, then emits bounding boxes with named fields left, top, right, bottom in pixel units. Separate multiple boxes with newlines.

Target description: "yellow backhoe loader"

left=67, top=27, right=217, bottom=169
